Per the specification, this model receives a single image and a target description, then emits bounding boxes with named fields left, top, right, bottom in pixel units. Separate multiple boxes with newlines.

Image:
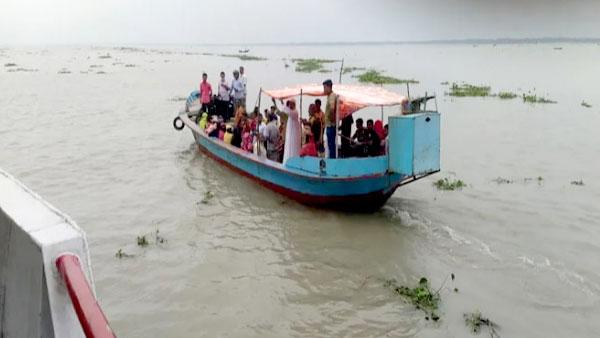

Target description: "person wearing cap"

left=323, top=79, right=338, bottom=158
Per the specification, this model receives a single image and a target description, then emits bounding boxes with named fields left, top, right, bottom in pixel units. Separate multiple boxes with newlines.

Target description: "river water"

left=1, top=43, right=599, bottom=337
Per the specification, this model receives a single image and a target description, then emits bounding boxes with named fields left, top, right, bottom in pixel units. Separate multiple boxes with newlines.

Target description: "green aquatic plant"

left=201, top=190, right=215, bottom=204
left=385, top=277, right=441, bottom=321
left=7, top=67, right=38, bottom=72
left=342, top=66, right=366, bottom=74
left=115, top=248, right=134, bottom=259
left=292, top=58, right=337, bottom=73
left=522, top=94, right=556, bottom=104
left=492, top=177, right=513, bottom=184
left=318, top=69, right=332, bottom=73
left=571, top=180, right=584, bottom=186
left=155, top=229, right=166, bottom=244
left=581, top=101, right=592, bottom=108
left=448, top=83, right=491, bottom=97
left=434, top=178, right=466, bottom=191
left=137, top=235, right=149, bottom=247
left=354, top=70, right=418, bottom=85
left=219, top=54, right=267, bottom=61
left=497, top=91, right=517, bottom=99
left=464, top=311, right=500, bottom=337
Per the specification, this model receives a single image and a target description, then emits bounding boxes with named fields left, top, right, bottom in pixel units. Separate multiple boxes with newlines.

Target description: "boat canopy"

left=263, top=84, right=407, bottom=119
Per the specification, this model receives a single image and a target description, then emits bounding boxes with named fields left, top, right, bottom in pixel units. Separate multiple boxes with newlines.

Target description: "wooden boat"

left=174, top=84, right=440, bottom=211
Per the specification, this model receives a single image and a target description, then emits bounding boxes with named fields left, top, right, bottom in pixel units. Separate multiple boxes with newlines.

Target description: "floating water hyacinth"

left=342, top=66, right=366, bottom=74
left=464, top=311, right=500, bottom=337
left=291, top=58, right=337, bottom=73
left=522, top=93, right=556, bottom=104
left=497, top=91, right=517, bottom=99
left=354, top=70, right=418, bottom=84
left=219, top=54, right=267, bottom=61
left=136, top=235, right=149, bottom=247
left=384, top=277, right=441, bottom=321
left=434, top=177, right=466, bottom=190
left=448, top=83, right=491, bottom=97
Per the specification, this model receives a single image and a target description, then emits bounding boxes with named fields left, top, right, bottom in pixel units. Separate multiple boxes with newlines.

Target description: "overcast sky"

left=1, top=0, right=599, bottom=44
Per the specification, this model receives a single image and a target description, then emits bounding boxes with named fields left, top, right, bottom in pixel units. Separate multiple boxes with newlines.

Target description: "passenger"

left=199, top=73, right=213, bottom=114
left=218, top=123, right=226, bottom=140
left=312, top=99, right=325, bottom=156
left=299, top=133, right=318, bottom=157
left=224, top=126, right=234, bottom=144
left=340, top=114, right=354, bottom=158
left=217, top=71, right=231, bottom=120
left=263, top=113, right=281, bottom=162
left=351, top=118, right=368, bottom=157
left=198, top=112, right=208, bottom=130
left=271, top=100, right=287, bottom=143
left=250, top=107, right=260, bottom=131
left=239, top=66, right=247, bottom=108
left=230, top=70, right=245, bottom=112
left=206, top=116, right=219, bottom=137
left=231, top=106, right=246, bottom=148
left=366, top=119, right=381, bottom=156
left=280, top=98, right=301, bottom=163
left=374, top=120, right=386, bottom=155
left=322, top=79, right=338, bottom=158
left=241, top=119, right=254, bottom=153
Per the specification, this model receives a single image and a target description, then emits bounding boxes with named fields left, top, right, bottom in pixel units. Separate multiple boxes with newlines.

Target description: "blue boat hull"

left=180, top=115, right=410, bottom=211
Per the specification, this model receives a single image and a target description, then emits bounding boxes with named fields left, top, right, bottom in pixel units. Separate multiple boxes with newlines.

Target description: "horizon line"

left=2, top=37, right=600, bottom=47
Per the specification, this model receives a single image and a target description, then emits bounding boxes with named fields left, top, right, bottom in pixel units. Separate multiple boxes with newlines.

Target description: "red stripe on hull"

left=197, top=144, right=396, bottom=211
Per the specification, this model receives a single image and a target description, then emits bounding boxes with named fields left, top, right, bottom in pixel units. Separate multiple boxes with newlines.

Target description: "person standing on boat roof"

left=217, top=71, right=230, bottom=120
left=323, top=79, right=338, bottom=158
left=230, top=70, right=245, bottom=112
left=199, top=73, right=213, bottom=114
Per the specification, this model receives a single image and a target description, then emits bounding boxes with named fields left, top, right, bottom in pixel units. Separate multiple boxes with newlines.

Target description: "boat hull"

left=196, top=142, right=396, bottom=211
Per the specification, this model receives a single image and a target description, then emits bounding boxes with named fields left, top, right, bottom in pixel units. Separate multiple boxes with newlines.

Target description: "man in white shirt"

left=230, top=70, right=245, bottom=112
left=239, top=66, right=247, bottom=108
left=217, top=71, right=231, bottom=120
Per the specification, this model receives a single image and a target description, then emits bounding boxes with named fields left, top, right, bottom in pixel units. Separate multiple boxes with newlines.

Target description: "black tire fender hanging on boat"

left=173, top=116, right=184, bottom=130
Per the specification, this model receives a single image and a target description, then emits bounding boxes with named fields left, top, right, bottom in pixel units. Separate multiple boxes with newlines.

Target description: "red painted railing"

left=56, top=254, right=116, bottom=338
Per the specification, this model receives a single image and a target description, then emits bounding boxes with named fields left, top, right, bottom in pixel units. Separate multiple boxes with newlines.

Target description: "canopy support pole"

left=257, top=88, right=262, bottom=156
left=299, top=89, right=303, bottom=120
left=338, top=58, right=344, bottom=84
left=335, top=96, right=339, bottom=158
left=258, top=87, right=262, bottom=110
left=380, top=106, right=384, bottom=122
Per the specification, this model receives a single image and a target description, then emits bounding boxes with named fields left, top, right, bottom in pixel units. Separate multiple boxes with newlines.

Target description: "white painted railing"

left=0, top=169, right=114, bottom=337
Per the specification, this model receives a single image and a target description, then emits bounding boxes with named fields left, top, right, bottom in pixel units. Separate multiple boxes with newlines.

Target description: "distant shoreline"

left=2, top=37, right=600, bottom=48
left=197, top=37, right=600, bottom=46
